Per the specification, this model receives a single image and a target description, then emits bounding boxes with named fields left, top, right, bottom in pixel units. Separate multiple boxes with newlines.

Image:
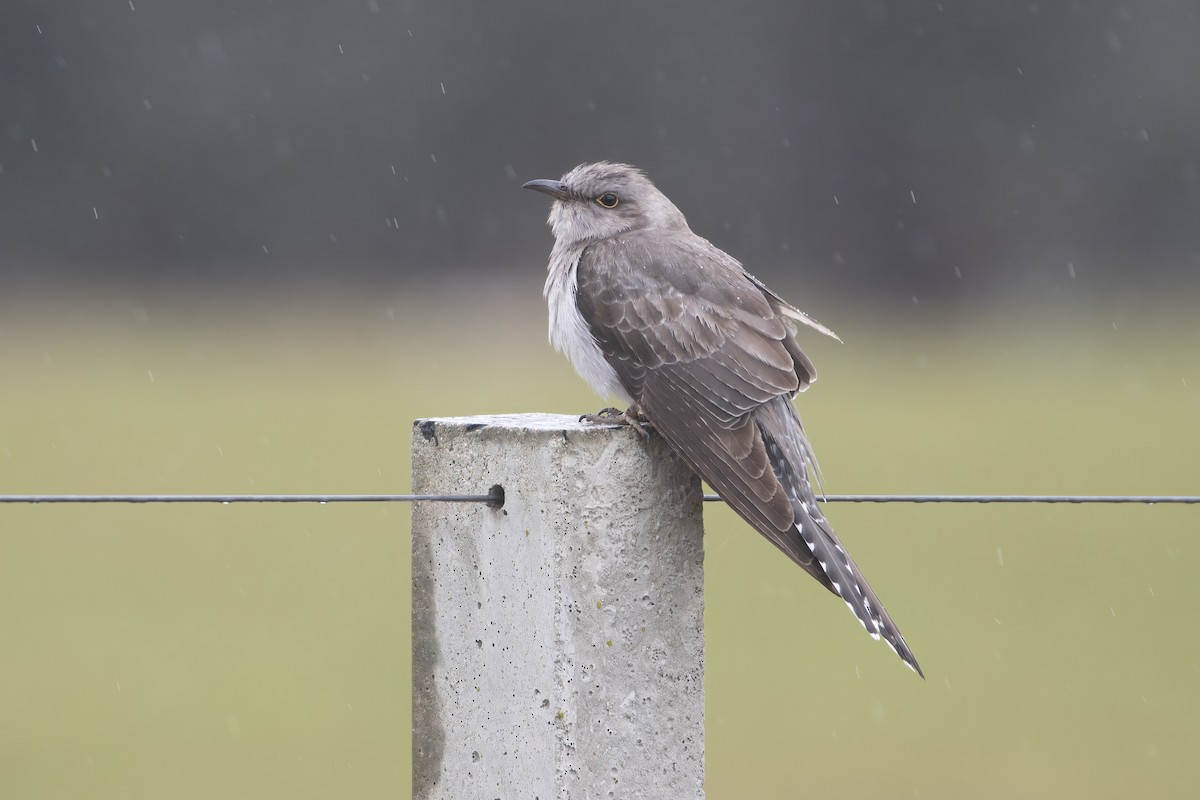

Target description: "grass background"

left=1, top=286, right=1197, bottom=798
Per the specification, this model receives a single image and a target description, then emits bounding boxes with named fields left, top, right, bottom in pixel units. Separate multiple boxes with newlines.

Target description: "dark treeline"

left=2, top=1, right=1198, bottom=299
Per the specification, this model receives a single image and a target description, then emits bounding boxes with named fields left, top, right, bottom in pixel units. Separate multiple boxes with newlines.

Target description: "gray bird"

left=523, top=162, right=922, bottom=677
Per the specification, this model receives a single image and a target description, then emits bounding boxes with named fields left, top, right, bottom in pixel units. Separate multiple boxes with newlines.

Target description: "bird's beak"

left=522, top=179, right=569, bottom=200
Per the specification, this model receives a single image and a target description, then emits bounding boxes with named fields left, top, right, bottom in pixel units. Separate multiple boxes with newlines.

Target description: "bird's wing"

left=745, top=272, right=843, bottom=343
left=575, top=231, right=922, bottom=675
left=576, top=232, right=815, bottom=567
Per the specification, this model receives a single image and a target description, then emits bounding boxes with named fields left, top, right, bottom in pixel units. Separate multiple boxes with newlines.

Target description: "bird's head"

left=523, top=162, right=689, bottom=245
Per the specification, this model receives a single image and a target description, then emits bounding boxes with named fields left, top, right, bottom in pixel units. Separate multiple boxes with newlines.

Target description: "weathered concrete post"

left=411, top=413, right=705, bottom=799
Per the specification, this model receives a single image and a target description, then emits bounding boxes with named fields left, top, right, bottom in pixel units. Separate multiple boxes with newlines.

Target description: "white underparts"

left=544, top=247, right=630, bottom=404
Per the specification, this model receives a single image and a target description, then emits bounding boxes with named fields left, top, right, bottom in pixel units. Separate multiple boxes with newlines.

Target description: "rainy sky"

left=3, top=1, right=1198, bottom=299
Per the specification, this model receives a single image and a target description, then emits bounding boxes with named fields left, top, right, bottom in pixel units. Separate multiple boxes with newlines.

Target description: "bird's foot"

left=579, top=405, right=654, bottom=441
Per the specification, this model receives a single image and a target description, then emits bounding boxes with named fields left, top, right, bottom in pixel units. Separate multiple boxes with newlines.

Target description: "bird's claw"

left=578, top=407, right=624, bottom=422
left=579, top=406, right=654, bottom=441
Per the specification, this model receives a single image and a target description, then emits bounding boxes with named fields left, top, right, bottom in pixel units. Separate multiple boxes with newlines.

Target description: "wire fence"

left=2, top=490, right=1198, bottom=506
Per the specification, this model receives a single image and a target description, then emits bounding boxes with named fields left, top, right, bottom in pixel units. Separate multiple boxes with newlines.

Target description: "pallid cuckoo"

left=524, top=162, right=921, bottom=677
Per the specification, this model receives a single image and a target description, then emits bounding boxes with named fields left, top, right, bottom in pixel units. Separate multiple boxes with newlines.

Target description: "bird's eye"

left=596, top=193, right=619, bottom=209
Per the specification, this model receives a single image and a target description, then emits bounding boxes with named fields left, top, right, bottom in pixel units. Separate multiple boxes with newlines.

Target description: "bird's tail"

left=755, top=397, right=923, bottom=677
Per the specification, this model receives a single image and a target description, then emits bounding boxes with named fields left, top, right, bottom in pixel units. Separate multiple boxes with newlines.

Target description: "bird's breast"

left=544, top=248, right=631, bottom=404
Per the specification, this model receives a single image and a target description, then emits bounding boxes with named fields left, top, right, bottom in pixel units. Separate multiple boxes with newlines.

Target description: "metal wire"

left=730, top=494, right=1200, bottom=504
left=0, top=491, right=1196, bottom=505
left=0, top=494, right=493, bottom=504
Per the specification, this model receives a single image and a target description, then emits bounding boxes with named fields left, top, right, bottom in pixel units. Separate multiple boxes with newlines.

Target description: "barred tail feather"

left=756, top=397, right=923, bottom=677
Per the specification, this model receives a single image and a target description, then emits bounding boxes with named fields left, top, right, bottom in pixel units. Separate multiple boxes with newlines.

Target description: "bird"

left=523, top=162, right=922, bottom=677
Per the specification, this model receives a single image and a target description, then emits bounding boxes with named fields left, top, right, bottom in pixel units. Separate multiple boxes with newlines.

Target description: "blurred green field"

left=1, top=287, right=1197, bottom=799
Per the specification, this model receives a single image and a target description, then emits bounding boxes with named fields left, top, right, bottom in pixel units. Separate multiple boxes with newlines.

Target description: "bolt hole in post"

left=486, top=484, right=505, bottom=510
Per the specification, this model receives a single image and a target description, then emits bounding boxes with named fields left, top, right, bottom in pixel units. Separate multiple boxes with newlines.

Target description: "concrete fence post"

left=411, top=413, right=705, bottom=800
